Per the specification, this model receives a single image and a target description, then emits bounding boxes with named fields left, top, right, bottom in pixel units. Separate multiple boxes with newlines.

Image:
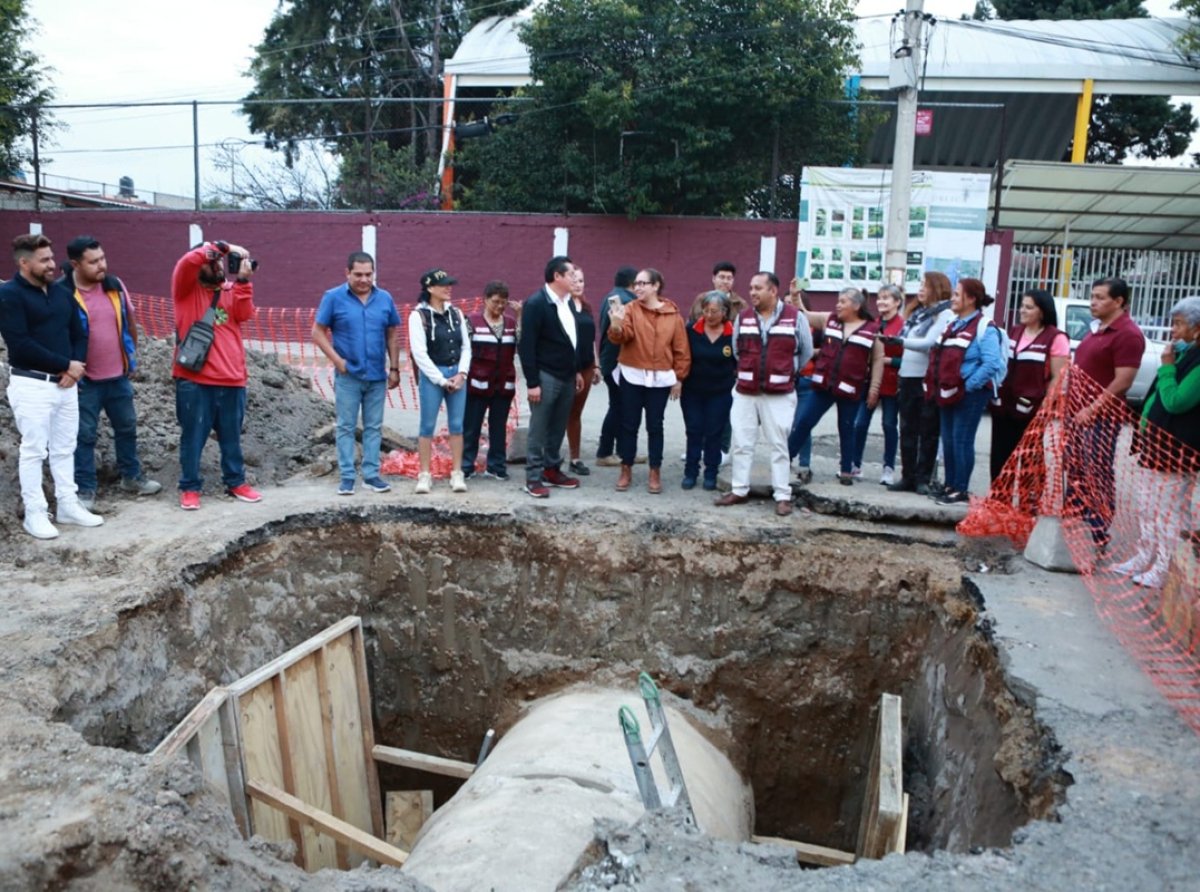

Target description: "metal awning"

left=991, top=160, right=1200, bottom=250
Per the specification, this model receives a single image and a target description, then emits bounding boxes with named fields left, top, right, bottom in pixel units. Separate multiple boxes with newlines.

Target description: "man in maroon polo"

left=1067, top=277, right=1145, bottom=549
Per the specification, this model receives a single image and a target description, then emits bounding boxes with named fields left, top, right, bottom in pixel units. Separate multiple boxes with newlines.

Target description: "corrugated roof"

left=991, top=161, right=1200, bottom=250
left=448, top=13, right=1200, bottom=95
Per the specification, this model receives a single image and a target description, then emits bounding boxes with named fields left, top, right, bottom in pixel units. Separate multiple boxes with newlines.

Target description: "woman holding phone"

left=607, top=268, right=691, bottom=493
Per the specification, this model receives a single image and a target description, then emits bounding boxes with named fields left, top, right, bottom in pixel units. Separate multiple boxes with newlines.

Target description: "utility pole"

left=884, top=0, right=927, bottom=288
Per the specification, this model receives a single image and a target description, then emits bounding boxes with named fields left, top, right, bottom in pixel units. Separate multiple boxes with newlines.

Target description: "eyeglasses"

left=634, top=280, right=652, bottom=286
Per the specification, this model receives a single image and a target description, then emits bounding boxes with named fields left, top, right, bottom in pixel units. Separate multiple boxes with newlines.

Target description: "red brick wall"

left=0, top=209, right=800, bottom=310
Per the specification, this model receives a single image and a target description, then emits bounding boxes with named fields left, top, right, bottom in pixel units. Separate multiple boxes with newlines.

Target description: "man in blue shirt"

left=312, top=252, right=401, bottom=495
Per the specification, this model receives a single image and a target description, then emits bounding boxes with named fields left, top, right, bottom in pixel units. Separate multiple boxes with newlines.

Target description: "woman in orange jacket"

left=607, top=268, right=691, bottom=493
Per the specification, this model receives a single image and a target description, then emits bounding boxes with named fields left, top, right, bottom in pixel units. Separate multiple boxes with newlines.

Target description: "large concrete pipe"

left=401, top=687, right=754, bottom=892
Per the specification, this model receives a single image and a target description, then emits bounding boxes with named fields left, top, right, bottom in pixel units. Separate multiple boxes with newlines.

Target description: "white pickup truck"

left=1057, top=298, right=1166, bottom=408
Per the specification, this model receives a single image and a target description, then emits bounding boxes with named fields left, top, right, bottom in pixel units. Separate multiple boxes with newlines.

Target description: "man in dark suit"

left=517, top=255, right=584, bottom=498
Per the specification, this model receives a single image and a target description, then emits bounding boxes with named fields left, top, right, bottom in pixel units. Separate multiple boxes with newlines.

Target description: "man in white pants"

left=714, top=271, right=813, bottom=517
left=0, top=233, right=103, bottom=538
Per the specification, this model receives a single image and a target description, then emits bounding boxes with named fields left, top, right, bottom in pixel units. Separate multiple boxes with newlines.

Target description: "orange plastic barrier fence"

left=133, top=292, right=519, bottom=477
left=962, top=367, right=1200, bottom=735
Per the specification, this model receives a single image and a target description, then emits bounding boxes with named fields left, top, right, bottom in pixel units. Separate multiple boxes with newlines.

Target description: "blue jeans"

left=787, top=375, right=815, bottom=466
left=681, top=388, right=732, bottom=482
left=853, top=394, right=899, bottom=469
left=463, top=391, right=514, bottom=475
left=619, top=379, right=671, bottom=468
left=939, top=388, right=991, bottom=493
left=75, top=375, right=142, bottom=493
left=790, top=388, right=859, bottom=475
left=526, top=371, right=575, bottom=484
left=418, top=365, right=467, bottom=437
left=334, top=373, right=387, bottom=481
left=175, top=379, right=246, bottom=492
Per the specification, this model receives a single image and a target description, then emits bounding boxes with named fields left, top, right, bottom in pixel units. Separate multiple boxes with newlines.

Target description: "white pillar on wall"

left=189, top=223, right=203, bottom=248
left=362, top=224, right=378, bottom=269
left=29, top=222, right=42, bottom=235
left=758, top=236, right=777, bottom=274
left=553, top=227, right=569, bottom=257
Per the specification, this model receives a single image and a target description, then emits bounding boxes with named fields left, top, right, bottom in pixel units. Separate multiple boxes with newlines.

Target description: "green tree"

left=454, top=0, right=862, bottom=218
left=242, top=0, right=523, bottom=206
left=0, top=0, right=54, bottom=176
left=990, top=0, right=1196, bottom=164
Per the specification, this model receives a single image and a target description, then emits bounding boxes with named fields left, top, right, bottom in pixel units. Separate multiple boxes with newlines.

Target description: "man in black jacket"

left=517, top=255, right=584, bottom=498
left=595, top=265, right=637, bottom=466
left=0, top=233, right=104, bottom=538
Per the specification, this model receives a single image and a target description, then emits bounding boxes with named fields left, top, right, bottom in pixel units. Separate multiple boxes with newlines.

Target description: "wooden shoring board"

left=227, top=616, right=380, bottom=873
left=856, top=693, right=904, bottom=861
left=750, top=835, right=856, bottom=867
left=246, top=780, right=409, bottom=869
left=372, top=744, right=475, bottom=779
left=150, top=687, right=251, bottom=838
left=386, top=791, right=433, bottom=851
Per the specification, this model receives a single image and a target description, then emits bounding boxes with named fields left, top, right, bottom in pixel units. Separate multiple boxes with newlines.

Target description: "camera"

left=227, top=252, right=259, bottom=277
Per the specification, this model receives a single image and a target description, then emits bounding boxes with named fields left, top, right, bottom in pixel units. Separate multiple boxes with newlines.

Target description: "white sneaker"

left=23, top=511, right=59, bottom=539
left=1133, top=563, right=1169, bottom=588
left=414, top=472, right=433, bottom=495
left=56, top=500, right=104, bottom=527
left=450, top=470, right=468, bottom=493
left=850, top=465, right=863, bottom=478
left=1109, top=548, right=1153, bottom=576
left=880, top=466, right=895, bottom=486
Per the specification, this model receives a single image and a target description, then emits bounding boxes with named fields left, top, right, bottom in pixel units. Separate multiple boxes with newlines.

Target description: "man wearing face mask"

left=171, top=240, right=259, bottom=511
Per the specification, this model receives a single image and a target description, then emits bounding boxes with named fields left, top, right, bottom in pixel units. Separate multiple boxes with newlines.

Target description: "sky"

left=22, top=0, right=1190, bottom=201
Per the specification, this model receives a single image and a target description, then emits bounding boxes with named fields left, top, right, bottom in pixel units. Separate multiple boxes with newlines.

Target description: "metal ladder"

left=618, top=672, right=696, bottom=827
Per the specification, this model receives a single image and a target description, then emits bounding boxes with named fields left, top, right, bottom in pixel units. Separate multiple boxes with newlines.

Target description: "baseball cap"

left=420, top=269, right=458, bottom=288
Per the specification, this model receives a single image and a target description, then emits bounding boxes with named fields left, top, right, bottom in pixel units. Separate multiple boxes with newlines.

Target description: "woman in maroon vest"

left=853, top=284, right=905, bottom=485
left=792, top=287, right=879, bottom=485
left=988, top=288, right=1068, bottom=496
left=461, top=281, right=518, bottom=480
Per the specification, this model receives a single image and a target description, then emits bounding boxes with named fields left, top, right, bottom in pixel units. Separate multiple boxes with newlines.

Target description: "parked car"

left=1058, top=298, right=1165, bottom=408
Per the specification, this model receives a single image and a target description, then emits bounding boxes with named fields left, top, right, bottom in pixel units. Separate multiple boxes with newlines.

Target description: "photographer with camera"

left=171, top=239, right=260, bottom=510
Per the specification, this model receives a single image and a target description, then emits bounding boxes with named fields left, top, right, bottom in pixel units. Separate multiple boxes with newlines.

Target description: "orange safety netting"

left=132, top=292, right=520, bottom=477
left=962, top=367, right=1200, bottom=735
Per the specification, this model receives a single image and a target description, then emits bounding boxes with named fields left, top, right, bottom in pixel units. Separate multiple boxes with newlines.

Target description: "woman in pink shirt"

left=989, top=288, right=1068, bottom=507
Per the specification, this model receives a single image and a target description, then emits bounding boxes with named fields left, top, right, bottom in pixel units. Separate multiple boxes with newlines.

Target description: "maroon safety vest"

left=991, top=324, right=1060, bottom=418
left=466, top=311, right=517, bottom=397
left=925, top=313, right=986, bottom=406
left=878, top=314, right=905, bottom=397
left=736, top=304, right=798, bottom=395
left=811, top=316, right=879, bottom=401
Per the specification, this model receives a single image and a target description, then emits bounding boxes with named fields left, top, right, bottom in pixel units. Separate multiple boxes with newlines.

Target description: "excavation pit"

left=48, top=507, right=1067, bottom=876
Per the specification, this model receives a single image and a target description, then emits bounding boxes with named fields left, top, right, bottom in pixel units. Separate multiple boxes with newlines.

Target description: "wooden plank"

left=283, top=654, right=339, bottom=871
left=889, top=793, right=910, bottom=855
left=196, top=707, right=232, bottom=814
left=314, top=644, right=350, bottom=870
left=386, top=791, right=433, bottom=851
left=857, top=693, right=904, bottom=860
left=152, top=687, right=229, bottom=761
left=372, top=744, right=475, bottom=779
left=228, top=616, right=362, bottom=695
left=350, top=625, right=386, bottom=840
left=271, top=671, right=308, bottom=863
left=246, top=780, right=409, bottom=869
left=326, top=633, right=373, bottom=867
left=238, top=681, right=295, bottom=851
left=750, top=835, right=856, bottom=867
left=217, top=693, right=252, bottom=838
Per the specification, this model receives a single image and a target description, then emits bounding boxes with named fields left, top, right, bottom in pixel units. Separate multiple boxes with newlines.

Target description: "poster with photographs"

left=795, top=167, right=990, bottom=293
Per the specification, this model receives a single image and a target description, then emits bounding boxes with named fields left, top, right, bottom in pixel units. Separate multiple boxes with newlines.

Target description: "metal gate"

left=1006, top=244, right=1200, bottom=340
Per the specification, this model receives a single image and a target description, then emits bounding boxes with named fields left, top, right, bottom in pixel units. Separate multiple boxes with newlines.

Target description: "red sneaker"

left=226, top=483, right=263, bottom=503
left=543, top=468, right=580, bottom=489
left=524, top=482, right=550, bottom=499
left=180, top=491, right=200, bottom=511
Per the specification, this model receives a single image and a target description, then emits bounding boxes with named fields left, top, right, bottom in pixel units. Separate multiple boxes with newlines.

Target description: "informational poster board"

left=796, top=167, right=991, bottom=292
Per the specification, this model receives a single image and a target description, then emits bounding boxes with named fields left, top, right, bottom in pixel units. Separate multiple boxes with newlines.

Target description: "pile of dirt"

left=0, top=336, right=335, bottom=527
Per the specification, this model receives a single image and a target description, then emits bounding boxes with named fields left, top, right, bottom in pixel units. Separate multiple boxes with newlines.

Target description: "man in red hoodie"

left=172, top=240, right=259, bottom=510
